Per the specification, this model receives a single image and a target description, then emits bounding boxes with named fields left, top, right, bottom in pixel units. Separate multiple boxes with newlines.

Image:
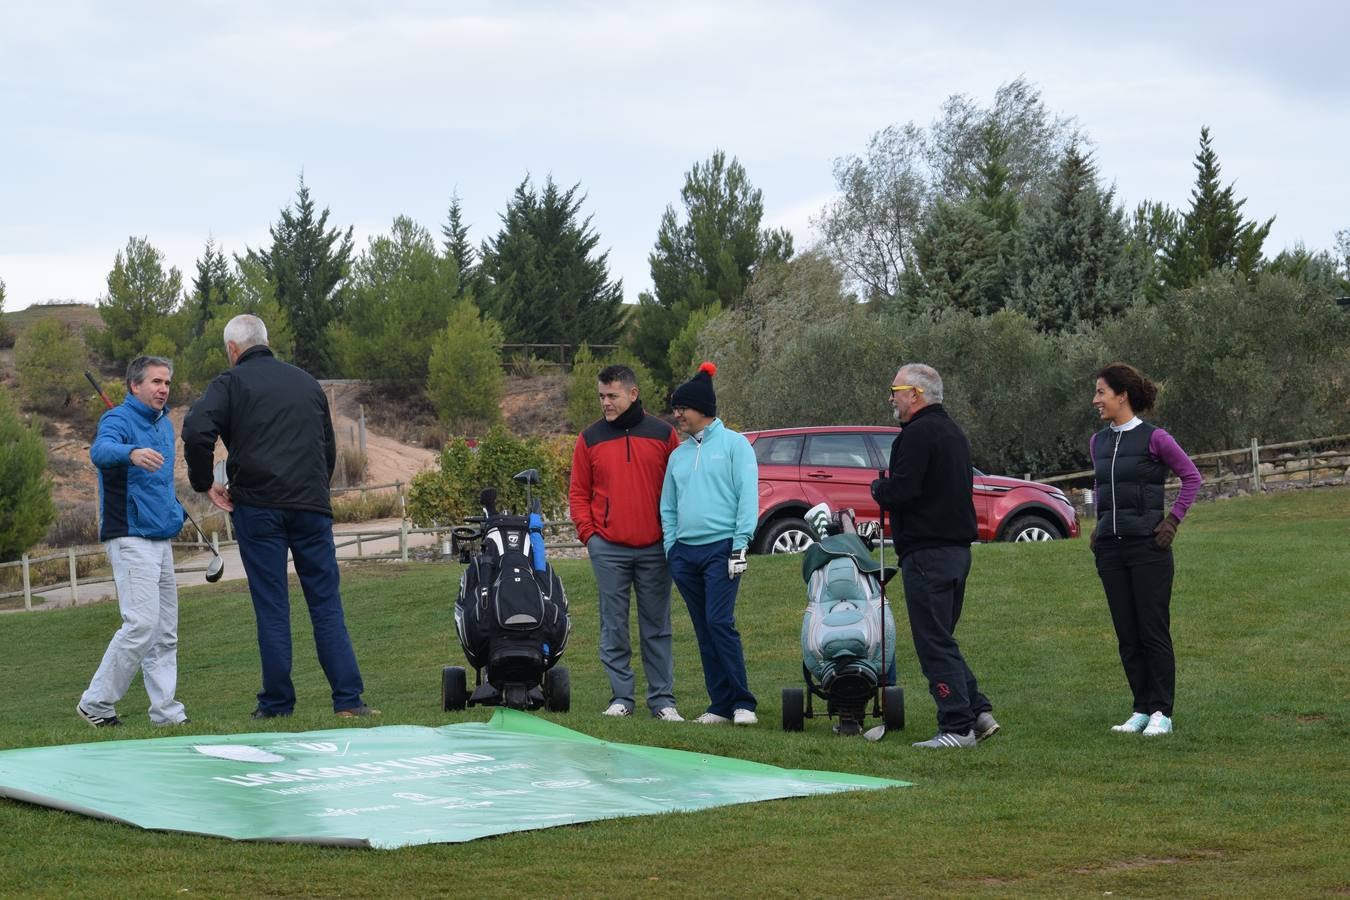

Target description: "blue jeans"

left=232, top=504, right=365, bottom=714
left=668, top=539, right=756, bottom=717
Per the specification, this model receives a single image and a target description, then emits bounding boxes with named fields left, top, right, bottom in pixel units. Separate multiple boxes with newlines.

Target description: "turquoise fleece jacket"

left=660, top=418, right=759, bottom=554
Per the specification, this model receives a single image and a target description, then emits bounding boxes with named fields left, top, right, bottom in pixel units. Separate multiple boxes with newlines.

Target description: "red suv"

left=745, top=425, right=1080, bottom=554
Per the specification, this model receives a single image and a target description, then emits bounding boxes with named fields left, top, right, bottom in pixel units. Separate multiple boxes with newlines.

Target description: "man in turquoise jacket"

left=78, top=356, right=189, bottom=728
left=660, top=362, right=759, bottom=725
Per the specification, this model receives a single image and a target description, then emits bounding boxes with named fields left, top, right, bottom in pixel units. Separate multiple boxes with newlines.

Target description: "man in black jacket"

left=870, top=363, right=997, bottom=748
left=182, top=315, right=377, bottom=720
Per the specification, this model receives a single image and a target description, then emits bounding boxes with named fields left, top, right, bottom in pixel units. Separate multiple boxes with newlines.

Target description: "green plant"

left=330, top=448, right=368, bottom=489
left=406, top=425, right=570, bottom=526
left=427, top=298, right=504, bottom=426
left=330, top=491, right=403, bottom=523
left=0, top=391, right=57, bottom=561
left=14, top=318, right=88, bottom=414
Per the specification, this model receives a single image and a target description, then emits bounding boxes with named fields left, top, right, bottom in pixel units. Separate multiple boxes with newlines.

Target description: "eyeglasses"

left=889, top=385, right=924, bottom=394
left=672, top=406, right=689, bottom=414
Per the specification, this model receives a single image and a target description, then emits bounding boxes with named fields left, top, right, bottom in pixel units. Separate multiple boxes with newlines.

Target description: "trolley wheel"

left=441, top=665, right=467, bottom=711
left=544, top=666, right=571, bottom=712
left=882, top=685, right=905, bottom=731
left=782, top=687, right=805, bottom=731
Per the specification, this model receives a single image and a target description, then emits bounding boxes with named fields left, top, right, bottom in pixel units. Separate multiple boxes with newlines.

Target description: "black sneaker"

left=77, top=705, right=123, bottom=728
left=250, top=708, right=291, bottom=719
left=336, top=704, right=381, bottom=718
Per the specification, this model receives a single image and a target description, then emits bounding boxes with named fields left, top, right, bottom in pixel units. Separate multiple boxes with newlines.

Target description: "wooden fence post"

left=1250, top=438, right=1261, bottom=491
left=22, top=554, right=32, bottom=612
left=400, top=519, right=408, bottom=562
left=68, top=547, right=79, bottom=606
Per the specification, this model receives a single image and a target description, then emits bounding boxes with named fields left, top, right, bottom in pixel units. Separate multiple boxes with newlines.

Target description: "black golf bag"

left=442, top=474, right=571, bottom=712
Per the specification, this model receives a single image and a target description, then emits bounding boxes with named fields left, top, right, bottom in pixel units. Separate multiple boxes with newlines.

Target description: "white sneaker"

left=1111, top=712, right=1150, bottom=733
left=733, top=708, right=758, bottom=726
left=653, top=707, right=684, bottom=722
left=602, top=702, right=632, bottom=717
left=692, top=712, right=730, bottom=725
left=1142, top=711, right=1173, bottom=736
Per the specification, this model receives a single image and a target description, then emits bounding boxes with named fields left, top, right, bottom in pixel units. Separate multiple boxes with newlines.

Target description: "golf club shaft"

left=85, top=370, right=114, bottom=410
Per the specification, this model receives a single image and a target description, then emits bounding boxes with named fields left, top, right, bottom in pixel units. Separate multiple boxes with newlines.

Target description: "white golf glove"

left=727, top=548, right=748, bottom=579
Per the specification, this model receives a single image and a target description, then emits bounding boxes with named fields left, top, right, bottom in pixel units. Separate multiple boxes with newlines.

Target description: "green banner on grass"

left=0, top=709, right=907, bottom=849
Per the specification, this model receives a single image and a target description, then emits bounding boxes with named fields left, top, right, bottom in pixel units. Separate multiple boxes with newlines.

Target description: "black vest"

left=1093, top=423, right=1166, bottom=538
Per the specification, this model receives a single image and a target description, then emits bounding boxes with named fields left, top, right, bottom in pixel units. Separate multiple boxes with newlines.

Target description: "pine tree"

left=93, top=236, right=184, bottom=362
left=441, top=193, right=476, bottom=296
left=1162, top=127, right=1274, bottom=289
left=1011, top=146, right=1140, bottom=330
left=334, top=216, right=459, bottom=387
left=189, top=238, right=236, bottom=337
left=0, top=389, right=57, bottom=561
left=477, top=176, right=623, bottom=348
left=634, top=150, right=793, bottom=388
left=246, top=177, right=353, bottom=376
left=0, top=277, right=10, bottom=348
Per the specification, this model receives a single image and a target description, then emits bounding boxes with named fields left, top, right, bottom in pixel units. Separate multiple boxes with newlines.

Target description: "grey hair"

left=126, top=355, right=173, bottom=390
left=898, top=363, right=944, bottom=404
left=223, top=314, right=269, bottom=353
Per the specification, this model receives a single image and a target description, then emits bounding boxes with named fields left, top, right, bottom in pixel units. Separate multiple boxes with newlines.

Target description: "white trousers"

left=79, top=537, right=186, bottom=724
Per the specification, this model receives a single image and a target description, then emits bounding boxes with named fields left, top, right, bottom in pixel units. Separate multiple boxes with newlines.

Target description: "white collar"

left=1110, top=416, right=1142, bottom=433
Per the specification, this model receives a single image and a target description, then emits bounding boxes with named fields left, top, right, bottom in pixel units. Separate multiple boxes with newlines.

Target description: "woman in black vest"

left=1090, top=363, right=1203, bottom=736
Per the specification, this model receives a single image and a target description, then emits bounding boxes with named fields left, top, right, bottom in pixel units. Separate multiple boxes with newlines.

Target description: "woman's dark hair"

left=1096, top=362, right=1158, bottom=413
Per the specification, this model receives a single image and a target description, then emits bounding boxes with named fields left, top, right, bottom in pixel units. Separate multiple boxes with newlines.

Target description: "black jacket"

left=1091, top=422, right=1166, bottom=538
left=874, top=404, right=977, bottom=559
left=182, top=345, right=337, bottom=515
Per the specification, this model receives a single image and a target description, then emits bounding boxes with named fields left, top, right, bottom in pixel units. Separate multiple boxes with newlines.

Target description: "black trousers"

left=1094, top=535, right=1175, bottom=717
left=899, top=545, right=991, bottom=733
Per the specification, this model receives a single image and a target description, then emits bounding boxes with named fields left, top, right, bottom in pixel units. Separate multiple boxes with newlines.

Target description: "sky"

left=3, top=1, right=1348, bottom=311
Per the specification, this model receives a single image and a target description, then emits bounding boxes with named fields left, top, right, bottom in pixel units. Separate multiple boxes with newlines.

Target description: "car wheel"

left=1003, top=514, right=1060, bottom=542
left=757, top=517, right=815, bottom=554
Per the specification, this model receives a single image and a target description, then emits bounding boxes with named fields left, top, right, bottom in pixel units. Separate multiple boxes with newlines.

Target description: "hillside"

left=2, top=304, right=573, bottom=531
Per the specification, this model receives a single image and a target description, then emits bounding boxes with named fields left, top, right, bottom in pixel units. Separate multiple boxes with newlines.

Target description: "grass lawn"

left=1, top=486, right=1346, bottom=898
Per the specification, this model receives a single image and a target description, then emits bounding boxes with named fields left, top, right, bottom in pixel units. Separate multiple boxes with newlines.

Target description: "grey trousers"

left=80, top=537, right=187, bottom=725
left=587, top=536, right=676, bottom=713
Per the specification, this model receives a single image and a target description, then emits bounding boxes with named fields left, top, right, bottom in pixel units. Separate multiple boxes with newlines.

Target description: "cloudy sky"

left=3, top=1, right=1347, bottom=310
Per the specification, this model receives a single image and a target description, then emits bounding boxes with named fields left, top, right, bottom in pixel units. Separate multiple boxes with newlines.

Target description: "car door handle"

left=806, top=471, right=832, bottom=479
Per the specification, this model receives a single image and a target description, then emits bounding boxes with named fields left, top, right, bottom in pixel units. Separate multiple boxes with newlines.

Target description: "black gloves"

left=870, top=479, right=885, bottom=502
left=1153, top=513, right=1181, bottom=550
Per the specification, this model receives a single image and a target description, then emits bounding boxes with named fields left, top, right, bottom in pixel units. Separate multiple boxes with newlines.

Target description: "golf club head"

left=512, top=468, right=540, bottom=486
left=863, top=724, right=886, bottom=742
left=205, top=555, right=225, bottom=583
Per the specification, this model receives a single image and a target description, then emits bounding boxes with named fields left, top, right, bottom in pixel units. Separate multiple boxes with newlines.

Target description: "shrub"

left=407, top=424, right=571, bottom=527
left=566, top=344, right=657, bottom=431
left=331, top=491, right=403, bottom=523
left=427, top=299, right=504, bottom=426
left=331, top=448, right=368, bottom=489
left=44, top=502, right=100, bottom=548
left=15, top=319, right=88, bottom=414
left=0, top=391, right=58, bottom=561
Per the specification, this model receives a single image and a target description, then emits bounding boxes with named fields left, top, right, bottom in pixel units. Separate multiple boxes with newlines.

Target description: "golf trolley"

left=440, top=469, right=571, bottom=713
left=782, top=506, right=904, bottom=737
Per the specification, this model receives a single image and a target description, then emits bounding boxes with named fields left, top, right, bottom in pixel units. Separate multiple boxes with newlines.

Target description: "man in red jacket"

left=570, top=365, right=684, bottom=720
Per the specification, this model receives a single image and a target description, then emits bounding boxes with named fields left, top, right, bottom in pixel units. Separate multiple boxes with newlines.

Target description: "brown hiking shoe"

left=336, top=704, right=381, bottom=718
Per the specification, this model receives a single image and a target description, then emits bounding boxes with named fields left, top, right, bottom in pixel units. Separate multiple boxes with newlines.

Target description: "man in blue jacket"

left=660, top=362, right=759, bottom=726
left=78, top=356, right=189, bottom=728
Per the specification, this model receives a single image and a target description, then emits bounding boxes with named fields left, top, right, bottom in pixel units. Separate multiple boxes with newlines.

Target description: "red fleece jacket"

left=569, top=411, right=680, bottom=547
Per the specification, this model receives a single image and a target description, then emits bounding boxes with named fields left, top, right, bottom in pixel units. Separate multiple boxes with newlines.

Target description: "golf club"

left=864, top=472, right=889, bottom=743
left=85, top=370, right=225, bottom=583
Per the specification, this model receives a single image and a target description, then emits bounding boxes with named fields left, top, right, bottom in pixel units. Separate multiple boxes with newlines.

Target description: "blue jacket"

left=660, top=418, right=758, bottom=554
left=91, top=395, right=186, bottom=541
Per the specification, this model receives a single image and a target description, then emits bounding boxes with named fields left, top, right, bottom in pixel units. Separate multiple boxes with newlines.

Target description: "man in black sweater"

left=871, top=363, right=997, bottom=748
left=183, top=314, right=377, bottom=720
